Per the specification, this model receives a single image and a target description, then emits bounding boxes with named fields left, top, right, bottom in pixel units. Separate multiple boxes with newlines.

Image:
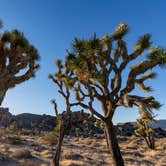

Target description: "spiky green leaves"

left=1, top=30, right=39, bottom=60
left=72, top=34, right=101, bottom=54
left=2, top=30, right=29, bottom=48
left=135, top=118, right=155, bottom=150
left=135, top=119, right=154, bottom=137
left=0, top=23, right=40, bottom=105
left=147, top=99, right=162, bottom=110
left=136, top=72, right=157, bottom=92
left=148, top=47, right=166, bottom=67
left=55, top=59, right=63, bottom=70
left=51, top=59, right=76, bottom=89
left=140, top=72, right=157, bottom=80
left=112, top=23, right=128, bottom=40
left=135, top=33, right=152, bottom=51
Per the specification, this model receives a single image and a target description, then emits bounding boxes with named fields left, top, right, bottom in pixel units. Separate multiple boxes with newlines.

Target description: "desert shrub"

left=19, top=129, right=32, bottom=135
left=42, top=132, right=58, bottom=145
left=135, top=119, right=155, bottom=149
left=0, top=127, right=7, bottom=138
left=63, top=151, right=83, bottom=160
left=75, top=128, right=80, bottom=140
left=0, top=130, right=4, bottom=138
left=12, top=148, right=32, bottom=159
left=4, top=145, right=10, bottom=153
left=8, top=135, right=23, bottom=144
left=33, top=128, right=41, bottom=135
left=9, top=121, right=18, bottom=131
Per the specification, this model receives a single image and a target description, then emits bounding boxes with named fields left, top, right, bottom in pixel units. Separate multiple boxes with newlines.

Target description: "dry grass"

left=60, top=160, right=85, bottom=166
left=12, top=148, right=33, bottom=159
left=0, top=131, right=166, bottom=165
left=62, top=151, right=83, bottom=160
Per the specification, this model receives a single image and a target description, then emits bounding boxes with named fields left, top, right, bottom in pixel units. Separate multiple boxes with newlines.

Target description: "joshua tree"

left=55, top=23, right=165, bottom=166
left=0, top=21, right=39, bottom=105
left=135, top=102, right=157, bottom=149
left=135, top=118, right=155, bottom=149
left=49, top=60, right=93, bottom=166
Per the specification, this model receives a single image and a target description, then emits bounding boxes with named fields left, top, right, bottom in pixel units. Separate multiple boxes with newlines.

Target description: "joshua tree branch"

left=12, top=64, right=39, bottom=85
left=51, top=100, right=59, bottom=116
left=70, top=101, right=105, bottom=121
left=119, top=60, right=159, bottom=101
left=49, top=75, right=67, bottom=98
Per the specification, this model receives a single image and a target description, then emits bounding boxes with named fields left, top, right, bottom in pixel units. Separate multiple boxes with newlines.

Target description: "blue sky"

left=0, top=0, right=166, bottom=123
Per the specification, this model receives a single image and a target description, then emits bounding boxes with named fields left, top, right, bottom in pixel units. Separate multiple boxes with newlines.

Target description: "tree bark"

left=0, top=90, right=6, bottom=106
left=147, top=135, right=155, bottom=149
left=144, top=137, right=150, bottom=148
left=52, top=126, right=65, bottom=166
left=104, top=128, right=109, bottom=148
left=104, top=119, right=124, bottom=166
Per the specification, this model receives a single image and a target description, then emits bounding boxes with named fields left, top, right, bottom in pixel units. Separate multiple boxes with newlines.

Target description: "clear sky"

left=0, top=0, right=166, bottom=124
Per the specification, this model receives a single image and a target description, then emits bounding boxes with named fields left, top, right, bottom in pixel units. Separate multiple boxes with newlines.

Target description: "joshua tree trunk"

left=0, top=90, right=6, bottom=106
left=104, top=119, right=124, bottom=166
left=104, top=128, right=109, bottom=148
left=150, top=135, right=155, bottom=149
left=145, top=134, right=155, bottom=149
left=52, top=126, right=65, bottom=166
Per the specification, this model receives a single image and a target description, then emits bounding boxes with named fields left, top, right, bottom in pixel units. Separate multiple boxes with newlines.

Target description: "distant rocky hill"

left=116, top=122, right=166, bottom=138
left=0, top=107, right=166, bottom=137
left=0, top=107, right=103, bottom=135
left=151, top=120, right=166, bottom=129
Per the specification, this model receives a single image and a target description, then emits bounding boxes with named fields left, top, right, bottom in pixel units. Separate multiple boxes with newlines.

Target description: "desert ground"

left=0, top=130, right=166, bottom=166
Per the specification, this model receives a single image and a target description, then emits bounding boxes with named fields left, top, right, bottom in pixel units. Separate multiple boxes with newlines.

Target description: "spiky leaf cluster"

left=135, top=34, right=151, bottom=51
left=112, top=23, right=128, bottom=40
left=148, top=47, right=166, bottom=67
left=0, top=25, right=39, bottom=105
left=135, top=118, right=154, bottom=138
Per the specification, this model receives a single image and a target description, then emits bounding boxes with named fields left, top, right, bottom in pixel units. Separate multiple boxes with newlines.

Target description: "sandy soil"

left=0, top=131, right=166, bottom=166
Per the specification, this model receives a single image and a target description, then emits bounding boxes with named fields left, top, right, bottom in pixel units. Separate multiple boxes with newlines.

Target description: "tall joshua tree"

left=49, top=60, right=93, bottom=166
left=0, top=21, right=39, bottom=105
left=55, top=23, right=165, bottom=166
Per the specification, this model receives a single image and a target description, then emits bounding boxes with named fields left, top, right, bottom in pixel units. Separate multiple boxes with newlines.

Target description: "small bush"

left=42, top=132, right=58, bottom=145
left=12, top=148, right=32, bottom=159
left=0, top=131, right=4, bottom=138
left=8, top=135, right=23, bottom=144
left=19, top=129, right=31, bottom=135
left=9, top=121, right=17, bottom=131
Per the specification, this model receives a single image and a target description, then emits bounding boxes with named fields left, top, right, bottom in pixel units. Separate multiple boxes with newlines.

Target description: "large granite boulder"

left=0, top=107, right=13, bottom=127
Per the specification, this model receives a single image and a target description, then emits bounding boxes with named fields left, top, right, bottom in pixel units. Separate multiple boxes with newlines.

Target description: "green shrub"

left=8, top=135, right=23, bottom=144
left=42, top=132, right=58, bottom=145
left=9, top=121, right=18, bottom=131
